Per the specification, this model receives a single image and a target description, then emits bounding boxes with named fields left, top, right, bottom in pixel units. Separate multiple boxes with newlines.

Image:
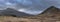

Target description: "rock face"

left=0, top=8, right=34, bottom=17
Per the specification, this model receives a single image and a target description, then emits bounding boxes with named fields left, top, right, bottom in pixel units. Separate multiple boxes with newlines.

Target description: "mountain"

left=0, top=8, right=34, bottom=17
left=37, top=6, right=60, bottom=18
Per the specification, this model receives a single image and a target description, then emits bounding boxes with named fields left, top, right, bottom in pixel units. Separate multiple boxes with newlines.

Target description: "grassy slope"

left=0, top=16, right=41, bottom=22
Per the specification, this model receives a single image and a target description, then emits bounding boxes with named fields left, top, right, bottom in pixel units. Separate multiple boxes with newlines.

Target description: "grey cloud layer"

left=0, top=0, right=60, bottom=15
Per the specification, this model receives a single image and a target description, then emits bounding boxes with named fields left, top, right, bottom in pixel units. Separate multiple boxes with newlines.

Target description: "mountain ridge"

left=0, top=8, right=34, bottom=17
left=37, top=6, right=60, bottom=18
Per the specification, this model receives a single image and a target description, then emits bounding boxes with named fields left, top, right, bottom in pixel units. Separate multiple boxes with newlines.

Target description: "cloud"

left=18, top=8, right=27, bottom=12
left=18, top=8, right=43, bottom=15
left=5, top=2, right=12, bottom=5
left=24, top=11, right=43, bottom=15
left=22, top=0, right=32, bottom=6
left=16, top=0, right=23, bottom=3
left=0, top=0, right=60, bottom=15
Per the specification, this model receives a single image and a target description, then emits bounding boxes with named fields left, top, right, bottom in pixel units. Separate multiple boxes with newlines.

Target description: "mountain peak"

left=38, top=6, right=60, bottom=15
left=0, top=8, right=34, bottom=17
left=47, top=6, right=58, bottom=10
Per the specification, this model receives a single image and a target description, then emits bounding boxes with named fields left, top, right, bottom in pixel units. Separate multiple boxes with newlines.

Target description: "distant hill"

left=0, top=8, right=34, bottom=17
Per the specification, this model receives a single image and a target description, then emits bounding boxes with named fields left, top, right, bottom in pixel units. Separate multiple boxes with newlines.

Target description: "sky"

left=0, top=0, right=60, bottom=15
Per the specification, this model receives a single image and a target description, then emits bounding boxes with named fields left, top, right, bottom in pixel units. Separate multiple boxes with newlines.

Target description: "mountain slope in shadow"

left=0, top=8, right=34, bottom=17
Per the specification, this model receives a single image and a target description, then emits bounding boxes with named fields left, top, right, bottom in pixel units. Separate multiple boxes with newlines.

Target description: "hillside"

left=0, top=8, right=34, bottom=17
left=0, top=6, right=60, bottom=22
left=38, top=6, right=60, bottom=17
